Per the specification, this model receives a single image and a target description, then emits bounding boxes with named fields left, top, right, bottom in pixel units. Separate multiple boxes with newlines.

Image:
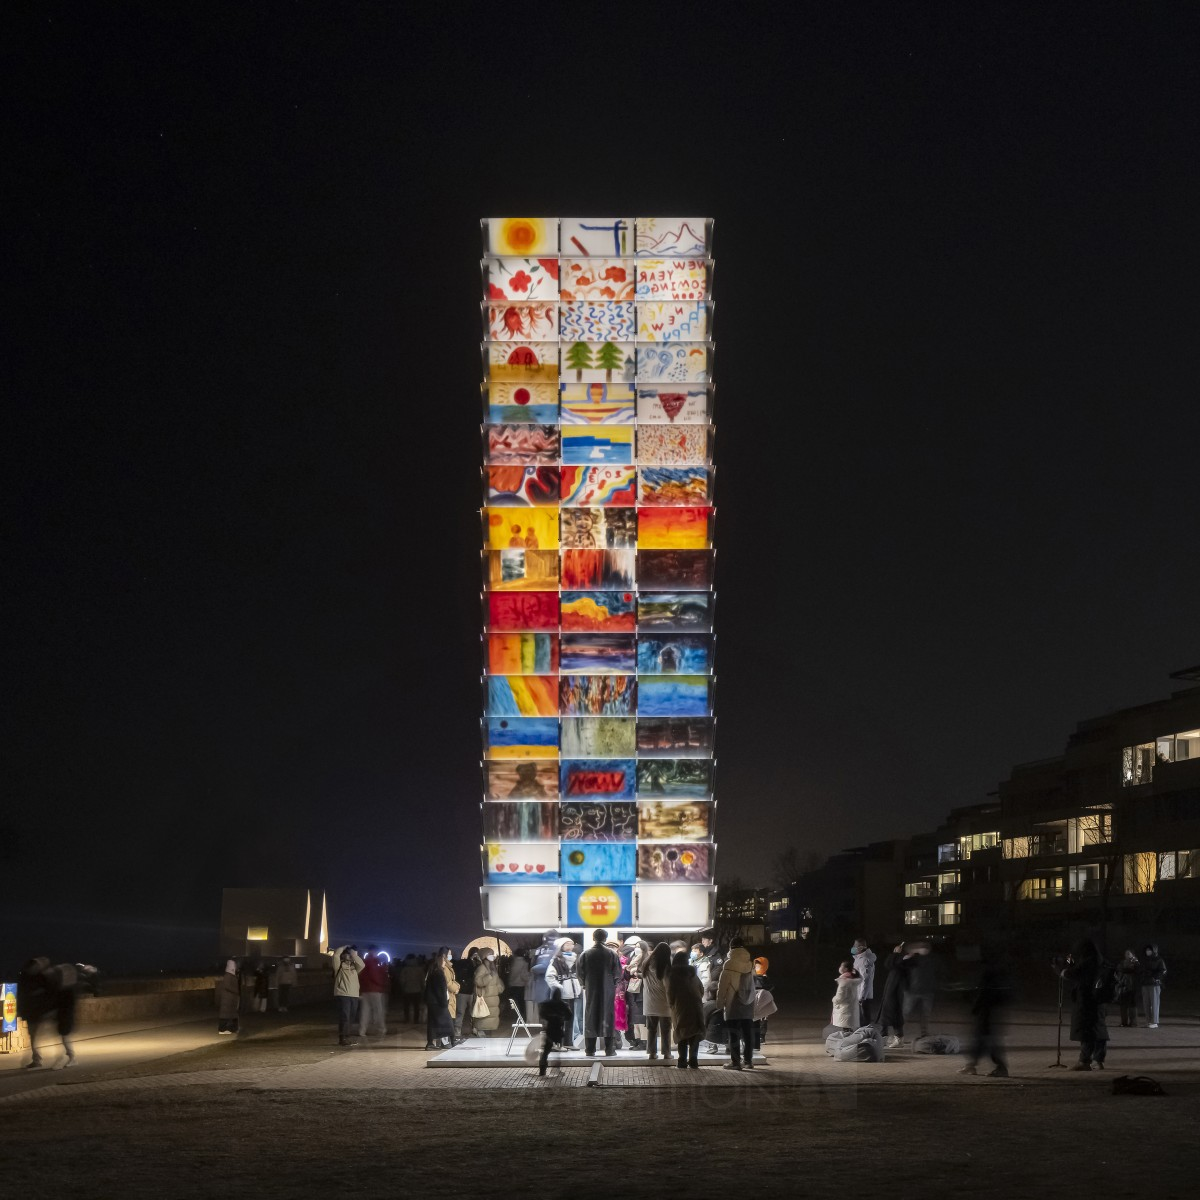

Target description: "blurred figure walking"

left=959, top=944, right=1012, bottom=1077
left=216, top=958, right=241, bottom=1035
left=358, top=947, right=391, bottom=1037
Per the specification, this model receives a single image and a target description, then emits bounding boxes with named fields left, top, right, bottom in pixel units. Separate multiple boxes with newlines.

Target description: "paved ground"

left=3, top=1002, right=1198, bottom=1197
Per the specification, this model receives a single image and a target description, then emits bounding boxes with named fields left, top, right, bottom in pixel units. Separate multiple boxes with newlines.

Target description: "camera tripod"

left=1047, top=971, right=1067, bottom=1068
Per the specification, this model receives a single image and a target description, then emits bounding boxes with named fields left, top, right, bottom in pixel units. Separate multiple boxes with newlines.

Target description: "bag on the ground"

left=913, top=1034, right=961, bottom=1055
left=472, top=993, right=489, bottom=1019
left=833, top=1025, right=882, bottom=1063
left=1112, top=1074, right=1165, bottom=1096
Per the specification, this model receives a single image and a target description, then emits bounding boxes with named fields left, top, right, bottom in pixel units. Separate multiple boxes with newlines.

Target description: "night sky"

left=7, top=6, right=1198, bottom=972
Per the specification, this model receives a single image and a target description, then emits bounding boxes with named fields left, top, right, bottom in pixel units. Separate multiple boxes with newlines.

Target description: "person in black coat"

left=959, top=944, right=1012, bottom=1077
left=423, top=951, right=454, bottom=1050
left=876, top=943, right=914, bottom=1046
left=1062, top=938, right=1108, bottom=1070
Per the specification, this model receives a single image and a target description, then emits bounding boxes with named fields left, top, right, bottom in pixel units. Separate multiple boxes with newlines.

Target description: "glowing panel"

left=561, top=843, right=636, bottom=883
left=635, top=259, right=708, bottom=300
left=636, top=507, right=711, bottom=550
left=561, top=759, right=636, bottom=800
left=636, top=425, right=709, bottom=465
left=485, top=762, right=559, bottom=801
left=561, top=425, right=634, bottom=465
left=485, top=843, right=560, bottom=883
left=560, top=466, right=638, bottom=506
left=487, top=592, right=558, bottom=631
left=486, top=343, right=559, bottom=383
left=634, top=217, right=707, bottom=257
left=637, top=301, right=707, bottom=343
left=635, top=342, right=709, bottom=383
left=636, top=635, right=712, bottom=674
left=483, top=802, right=560, bottom=843
left=567, top=883, right=633, bottom=927
left=488, top=217, right=557, bottom=256
left=635, top=759, right=713, bottom=798
left=559, top=259, right=636, bottom=303
left=560, top=633, right=636, bottom=674
left=487, top=465, right=562, bottom=506
left=637, top=675, right=711, bottom=717
left=486, top=257, right=560, bottom=301
left=486, top=549, right=560, bottom=591
left=560, top=590, right=636, bottom=631
left=485, top=675, right=559, bottom=716
left=487, top=633, right=558, bottom=675
left=484, top=507, right=559, bottom=551
left=488, top=302, right=558, bottom=342
left=559, top=675, right=636, bottom=717
left=637, top=844, right=711, bottom=882
left=634, top=884, right=714, bottom=927
left=638, top=800, right=713, bottom=841
left=485, top=716, right=559, bottom=760
left=483, top=885, right=562, bottom=929
left=561, top=218, right=632, bottom=256
left=560, top=341, right=636, bottom=384
left=561, top=717, right=636, bottom=758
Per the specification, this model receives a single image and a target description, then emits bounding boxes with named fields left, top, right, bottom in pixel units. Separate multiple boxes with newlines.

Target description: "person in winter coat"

left=1137, top=944, right=1167, bottom=1028
left=716, top=937, right=757, bottom=1071
left=443, top=948, right=462, bottom=1043
left=252, top=962, right=270, bottom=1013
left=1062, top=939, right=1108, bottom=1070
left=216, top=959, right=241, bottom=1035
left=832, top=962, right=861, bottom=1032
left=473, top=949, right=504, bottom=1033
left=545, top=937, right=580, bottom=1047
left=666, top=950, right=705, bottom=1068
left=424, top=949, right=454, bottom=1050
left=1115, top=949, right=1139, bottom=1027
left=399, top=954, right=426, bottom=1024
left=694, top=932, right=723, bottom=991
left=851, top=938, right=877, bottom=1023
left=613, top=944, right=631, bottom=1047
left=959, top=943, right=1012, bottom=1077
left=507, top=950, right=530, bottom=1018
left=576, top=928, right=622, bottom=1056
left=452, top=951, right=477, bottom=1042
left=331, top=945, right=364, bottom=1047
left=752, top=956, right=775, bottom=1049
left=624, top=938, right=651, bottom=1049
left=275, top=958, right=297, bottom=1013
left=358, top=948, right=391, bottom=1038
left=19, top=959, right=99, bottom=1068
left=876, top=943, right=914, bottom=1047
left=529, top=932, right=557, bottom=1018
left=641, top=942, right=673, bottom=1061
left=902, top=941, right=938, bottom=1039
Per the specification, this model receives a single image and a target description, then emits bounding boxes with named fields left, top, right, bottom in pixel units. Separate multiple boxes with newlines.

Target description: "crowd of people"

left=825, top=937, right=1171, bottom=1075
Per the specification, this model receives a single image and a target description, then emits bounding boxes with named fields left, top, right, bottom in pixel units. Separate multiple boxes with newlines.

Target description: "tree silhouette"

left=565, top=342, right=594, bottom=381
left=595, top=340, right=625, bottom=382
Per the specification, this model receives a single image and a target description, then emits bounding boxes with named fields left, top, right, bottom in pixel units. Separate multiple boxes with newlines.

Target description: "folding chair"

left=505, top=998, right=542, bottom=1057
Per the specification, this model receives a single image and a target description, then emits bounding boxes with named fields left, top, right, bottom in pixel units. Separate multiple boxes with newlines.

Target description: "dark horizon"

left=7, top=7, right=1199, bottom=975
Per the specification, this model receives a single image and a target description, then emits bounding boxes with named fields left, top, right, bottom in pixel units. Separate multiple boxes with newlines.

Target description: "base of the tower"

left=424, top=1036, right=766, bottom=1069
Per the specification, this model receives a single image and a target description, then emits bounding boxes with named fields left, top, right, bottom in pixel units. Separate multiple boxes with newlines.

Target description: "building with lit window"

left=900, top=803, right=1002, bottom=933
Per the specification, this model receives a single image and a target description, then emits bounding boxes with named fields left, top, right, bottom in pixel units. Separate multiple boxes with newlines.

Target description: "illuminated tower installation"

left=480, top=216, right=715, bottom=934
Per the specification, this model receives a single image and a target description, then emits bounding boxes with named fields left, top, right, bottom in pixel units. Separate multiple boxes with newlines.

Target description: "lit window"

left=1122, top=853, right=1156, bottom=894
left=247, top=926, right=269, bottom=941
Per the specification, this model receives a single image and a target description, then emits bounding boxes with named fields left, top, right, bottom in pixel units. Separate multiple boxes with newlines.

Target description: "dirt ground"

left=3, top=1012, right=1197, bottom=1198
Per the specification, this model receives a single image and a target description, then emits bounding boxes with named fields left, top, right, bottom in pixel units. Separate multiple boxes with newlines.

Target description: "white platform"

left=425, top=1037, right=765, bottom=1069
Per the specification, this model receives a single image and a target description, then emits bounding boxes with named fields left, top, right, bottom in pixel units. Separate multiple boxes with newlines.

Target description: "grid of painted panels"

left=479, top=217, right=717, bottom=933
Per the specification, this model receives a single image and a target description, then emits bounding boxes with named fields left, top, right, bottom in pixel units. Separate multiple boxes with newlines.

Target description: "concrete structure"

left=218, top=888, right=329, bottom=963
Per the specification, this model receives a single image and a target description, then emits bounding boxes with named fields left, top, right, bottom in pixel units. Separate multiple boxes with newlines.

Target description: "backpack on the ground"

left=1112, top=1074, right=1165, bottom=1096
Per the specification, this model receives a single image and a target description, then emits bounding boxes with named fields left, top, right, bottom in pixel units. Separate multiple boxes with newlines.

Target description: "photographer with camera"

left=1061, top=939, right=1109, bottom=1070
left=331, top=944, right=364, bottom=1047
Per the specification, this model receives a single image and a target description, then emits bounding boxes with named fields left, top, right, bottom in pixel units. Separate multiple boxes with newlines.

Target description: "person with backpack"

left=1062, top=939, right=1109, bottom=1070
left=1137, top=944, right=1167, bottom=1028
left=716, top=937, right=757, bottom=1071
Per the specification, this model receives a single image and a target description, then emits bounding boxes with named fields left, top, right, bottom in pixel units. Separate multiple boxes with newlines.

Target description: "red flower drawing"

left=509, top=269, right=533, bottom=293
left=602, top=266, right=627, bottom=282
left=487, top=283, right=506, bottom=300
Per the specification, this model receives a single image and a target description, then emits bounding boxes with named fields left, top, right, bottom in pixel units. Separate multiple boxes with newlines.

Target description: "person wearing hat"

left=576, top=929, right=621, bottom=1056
left=545, top=937, right=580, bottom=1049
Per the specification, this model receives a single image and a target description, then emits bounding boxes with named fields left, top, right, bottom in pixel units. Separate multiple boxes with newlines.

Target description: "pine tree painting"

left=595, top=341, right=626, bottom=383
left=565, top=342, right=594, bottom=382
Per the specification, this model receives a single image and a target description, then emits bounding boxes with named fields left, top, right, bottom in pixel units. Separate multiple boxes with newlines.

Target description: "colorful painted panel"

left=486, top=549, right=560, bottom=590
left=636, top=635, right=712, bottom=675
left=486, top=342, right=559, bottom=383
left=486, top=257, right=561, bottom=301
left=487, top=633, right=558, bottom=675
left=560, top=759, right=636, bottom=799
left=560, top=466, right=638, bottom=506
left=487, top=465, right=562, bottom=507
left=488, top=217, right=557, bottom=256
left=635, top=342, right=709, bottom=383
left=637, top=675, right=711, bottom=717
left=487, top=592, right=558, bottom=631
left=485, top=381, right=558, bottom=424
left=636, top=550, right=714, bottom=591
left=482, top=802, right=560, bottom=843
left=485, top=508, right=559, bottom=551
left=485, top=761, right=559, bottom=800
left=487, top=424, right=560, bottom=464
left=560, top=716, right=636, bottom=758
left=635, top=259, right=708, bottom=301
left=488, top=302, right=558, bottom=342
left=635, top=759, right=713, bottom=798
left=561, top=425, right=634, bottom=465
left=637, top=843, right=710, bottom=882
left=637, top=386, right=708, bottom=425
left=560, top=383, right=636, bottom=425
left=559, top=675, right=636, bottom=716
left=636, top=717, right=715, bottom=758
left=561, top=218, right=632, bottom=256
left=561, top=843, right=636, bottom=883
left=559, top=259, right=636, bottom=303
left=638, top=800, right=713, bottom=841
left=485, top=675, right=559, bottom=717
left=560, top=633, right=636, bottom=674
left=561, top=548, right=636, bottom=589
left=485, top=843, right=560, bottom=883
left=566, top=883, right=633, bottom=927
left=560, top=801, right=638, bottom=842
left=637, top=301, right=707, bottom=342
left=636, top=507, right=711, bottom=550
left=561, top=508, right=637, bottom=549
left=485, top=716, right=559, bottom=760
left=560, top=302, right=636, bottom=342
left=560, top=341, right=636, bottom=384
left=639, top=467, right=709, bottom=506
left=634, top=217, right=707, bottom=257
left=560, top=590, right=637, bottom=631
left=636, top=425, right=709, bottom=465
left=636, top=593, right=713, bottom=631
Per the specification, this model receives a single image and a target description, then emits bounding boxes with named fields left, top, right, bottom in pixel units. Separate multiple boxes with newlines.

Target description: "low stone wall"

left=0, top=971, right=333, bottom=1055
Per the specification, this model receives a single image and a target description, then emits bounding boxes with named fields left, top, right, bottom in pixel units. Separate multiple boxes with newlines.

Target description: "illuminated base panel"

left=478, top=217, right=718, bottom=934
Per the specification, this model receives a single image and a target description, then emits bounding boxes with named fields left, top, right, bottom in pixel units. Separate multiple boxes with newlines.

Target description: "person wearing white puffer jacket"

left=852, top=938, right=877, bottom=1024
